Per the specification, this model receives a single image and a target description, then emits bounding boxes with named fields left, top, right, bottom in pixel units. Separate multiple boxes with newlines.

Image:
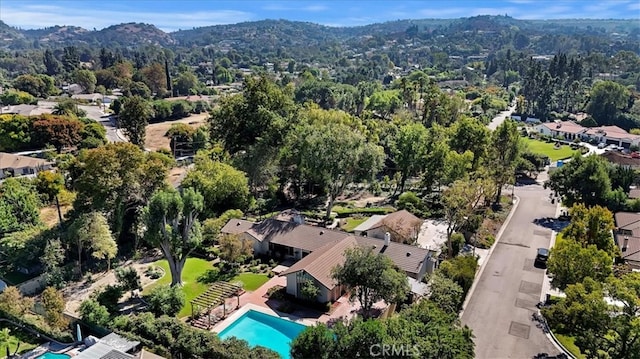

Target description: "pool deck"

left=211, top=274, right=388, bottom=333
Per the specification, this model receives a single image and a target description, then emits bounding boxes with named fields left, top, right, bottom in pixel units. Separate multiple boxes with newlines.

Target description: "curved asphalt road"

left=461, top=182, right=561, bottom=359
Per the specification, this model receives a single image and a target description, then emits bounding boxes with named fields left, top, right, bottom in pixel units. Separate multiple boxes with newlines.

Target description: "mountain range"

left=1, top=16, right=638, bottom=50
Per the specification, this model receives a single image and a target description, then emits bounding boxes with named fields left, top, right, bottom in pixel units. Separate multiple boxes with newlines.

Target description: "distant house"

left=613, top=212, right=640, bottom=269
left=534, top=120, right=640, bottom=148
left=0, top=152, right=53, bottom=179
left=534, top=120, right=586, bottom=140
left=601, top=151, right=640, bottom=170
left=353, top=210, right=423, bottom=244
left=221, top=214, right=437, bottom=303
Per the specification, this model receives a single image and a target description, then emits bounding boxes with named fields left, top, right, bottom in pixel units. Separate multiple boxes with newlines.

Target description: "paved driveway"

left=461, top=183, right=561, bottom=358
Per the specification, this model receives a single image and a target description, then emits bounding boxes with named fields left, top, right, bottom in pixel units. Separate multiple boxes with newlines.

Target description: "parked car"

left=597, top=142, right=606, bottom=149
left=534, top=248, right=549, bottom=268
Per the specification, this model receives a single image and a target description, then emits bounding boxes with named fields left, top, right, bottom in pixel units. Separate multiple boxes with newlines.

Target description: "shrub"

left=79, top=298, right=110, bottom=327
left=96, top=284, right=124, bottom=314
left=197, top=268, right=221, bottom=284
left=115, top=267, right=142, bottom=295
left=146, top=285, right=185, bottom=317
left=267, top=286, right=285, bottom=300
left=277, top=302, right=295, bottom=313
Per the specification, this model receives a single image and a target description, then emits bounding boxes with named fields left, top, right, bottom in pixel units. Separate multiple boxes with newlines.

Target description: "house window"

left=618, top=229, right=633, bottom=236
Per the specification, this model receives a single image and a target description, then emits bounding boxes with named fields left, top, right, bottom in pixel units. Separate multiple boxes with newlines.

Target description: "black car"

left=534, top=248, right=549, bottom=268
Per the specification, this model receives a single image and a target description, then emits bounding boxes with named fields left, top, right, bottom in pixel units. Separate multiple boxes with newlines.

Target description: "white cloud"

left=261, top=2, right=327, bottom=12
left=0, top=3, right=254, bottom=32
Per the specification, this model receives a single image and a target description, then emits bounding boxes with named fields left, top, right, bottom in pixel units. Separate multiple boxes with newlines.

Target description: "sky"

left=0, top=0, right=638, bottom=32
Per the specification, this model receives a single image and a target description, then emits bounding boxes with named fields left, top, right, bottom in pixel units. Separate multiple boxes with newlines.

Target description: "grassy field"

left=231, top=273, right=269, bottom=291
left=143, top=258, right=213, bottom=318
left=522, top=137, right=580, bottom=161
left=555, top=334, right=585, bottom=359
left=0, top=326, right=40, bottom=358
left=342, top=217, right=369, bottom=232
left=143, top=258, right=270, bottom=318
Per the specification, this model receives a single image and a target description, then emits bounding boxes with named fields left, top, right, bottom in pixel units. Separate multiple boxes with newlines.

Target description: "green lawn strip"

left=522, top=138, right=580, bottom=161
left=231, top=273, right=269, bottom=291
left=555, top=334, right=586, bottom=359
left=142, top=257, right=213, bottom=318
left=342, top=217, right=369, bottom=232
left=0, top=325, right=40, bottom=358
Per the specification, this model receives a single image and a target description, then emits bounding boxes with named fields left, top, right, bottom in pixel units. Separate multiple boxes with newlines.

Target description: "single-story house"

left=221, top=215, right=437, bottom=303
left=280, top=233, right=436, bottom=303
left=534, top=120, right=586, bottom=141
left=0, top=152, right=53, bottom=179
left=534, top=121, right=640, bottom=148
left=353, top=210, right=423, bottom=244
left=613, top=212, right=640, bottom=269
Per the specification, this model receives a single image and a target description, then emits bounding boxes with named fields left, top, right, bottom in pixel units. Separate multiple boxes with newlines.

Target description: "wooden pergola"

left=190, top=281, right=242, bottom=328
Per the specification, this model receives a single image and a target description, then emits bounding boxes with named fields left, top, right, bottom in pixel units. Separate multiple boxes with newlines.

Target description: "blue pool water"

left=218, top=309, right=307, bottom=359
left=36, top=353, right=71, bottom=359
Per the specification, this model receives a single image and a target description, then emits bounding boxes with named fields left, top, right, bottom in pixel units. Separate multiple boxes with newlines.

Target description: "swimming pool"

left=36, top=353, right=71, bottom=359
left=218, top=309, right=307, bottom=359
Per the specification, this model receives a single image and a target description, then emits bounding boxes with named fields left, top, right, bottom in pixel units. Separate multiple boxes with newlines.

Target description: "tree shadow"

left=532, top=217, right=570, bottom=232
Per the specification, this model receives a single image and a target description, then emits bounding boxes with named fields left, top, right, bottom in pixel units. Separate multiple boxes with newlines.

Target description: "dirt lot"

left=145, top=113, right=208, bottom=151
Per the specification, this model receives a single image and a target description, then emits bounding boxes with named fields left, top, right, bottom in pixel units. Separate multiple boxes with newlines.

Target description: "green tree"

left=119, top=96, right=151, bottom=148
left=391, top=122, right=428, bottom=193
left=285, top=120, right=384, bottom=218
left=73, top=69, right=97, bottom=94
left=587, top=80, right=630, bottom=125
left=209, top=75, right=295, bottom=154
left=143, top=188, right=203, bottom=286
left=218, top=233, right=253, bottom=267
left=428, top=272, right=465, bottom=314
left=438, top=255, right=478, bottom=296
left=542, top=278, right=610, bottom=357
left=605, top=272, right=640, bottom=359
left=488, top=120, right=521, bottom=203
left=181, top=156, right=250, bottom=218
left=174, top=71, right=199, bottom=95
left=562, top=204, right=617, bottom=257
left=146, top=284, right=185, bottom=317
left=331, top=246, right=409, bottom=319
left=290, top=323, right=335, bottom=359
left=43, top=49, right=62, bottom=76
left=546, top=153, right=612, bottom=207
left=0, top=287, right=34, bottom=319
left=35, top=170, right=64, bottom=204
left=41, top=239, right=65, bottom=289
left=0, top=178, right=41, bottom=234
left=442, top=178, right=492, bottom=258
left=115, top=267, right=142, bottom=297
left=41, top=287, right=67, bottom=330
left=449, top=117, right=490, bottom=171
left=79, top=299, right=110, bottom=327
left=300, top=278, right=320, bottom=302
left=547, top=239, right=612, bottom=290
left=69, top=212, right=115, bottom=274
left=52, top=99, right=87, bottom=118
left=71, top=143, right=171, bottom=239
left=201, top=209, right=244, bottom=245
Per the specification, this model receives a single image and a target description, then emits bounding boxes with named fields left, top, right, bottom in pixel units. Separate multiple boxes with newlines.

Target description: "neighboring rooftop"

left=0, top=152, right=52, bottom=169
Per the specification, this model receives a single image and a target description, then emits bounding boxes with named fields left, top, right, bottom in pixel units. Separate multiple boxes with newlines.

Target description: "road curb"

left=460, top=195, right=520, bottom=318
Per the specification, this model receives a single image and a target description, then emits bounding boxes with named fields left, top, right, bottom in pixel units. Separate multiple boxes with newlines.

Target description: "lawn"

left=143, top=258, right=270, bottom=318
left=342, top=217, right=369, bottom=232
left=0, top=326, right=40, bottom=358
left=555, top=334, right=585, bottom=359
left=231, top=273, right=270, bottom=291
left=522, top=137, right=580, bottom=161
left=143, top=257, right=213, bottom=318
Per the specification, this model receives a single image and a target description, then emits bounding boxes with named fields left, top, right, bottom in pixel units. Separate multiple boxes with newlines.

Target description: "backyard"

left=0, top=325, right=40, bottom=358
left=142, top=258, right=269, bottom=318
left=522, top=137, right=581, bottom=161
